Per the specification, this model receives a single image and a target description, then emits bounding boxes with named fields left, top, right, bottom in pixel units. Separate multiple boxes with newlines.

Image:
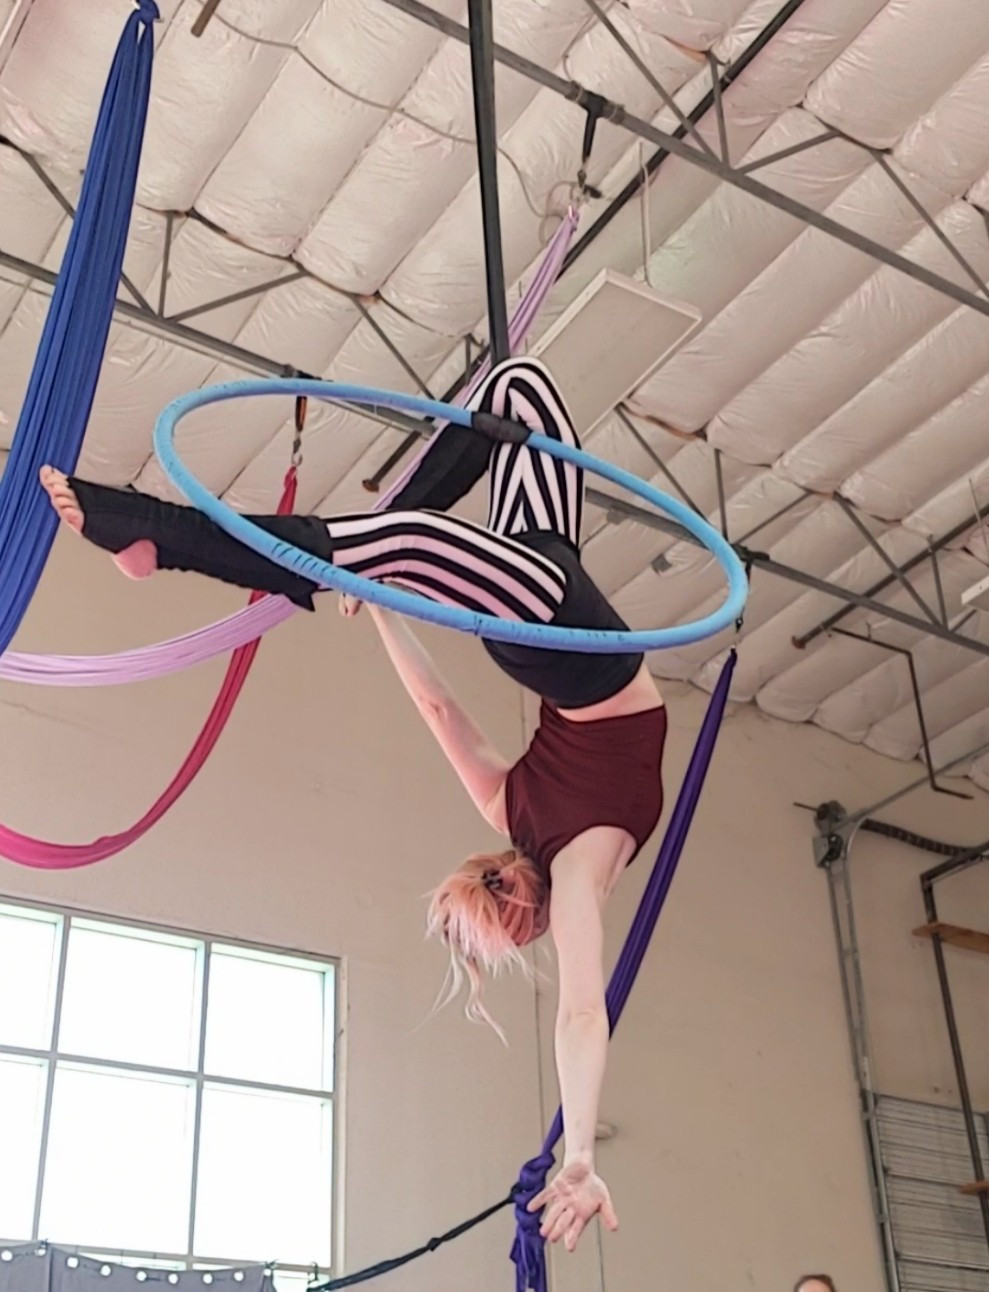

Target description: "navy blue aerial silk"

left=0, top=1, right=157, bottom=653
left=511, top=650, right=737, bottom=1292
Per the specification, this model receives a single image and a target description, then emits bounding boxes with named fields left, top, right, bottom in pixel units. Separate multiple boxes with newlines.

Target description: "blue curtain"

left=511, top=650, right=737, bottom=1292
left=0, top=0, right=158, bottom=653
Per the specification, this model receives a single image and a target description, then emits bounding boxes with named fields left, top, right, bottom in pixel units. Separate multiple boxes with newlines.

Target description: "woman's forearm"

left=367, top=605, right=454, bottom=713
left=365, top=605, right=510, bottom=820
left=554, top=1006, right=609, bottom=1167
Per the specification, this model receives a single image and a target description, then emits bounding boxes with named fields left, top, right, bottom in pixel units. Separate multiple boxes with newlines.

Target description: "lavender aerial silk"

left=0, top=211, right=579, bottom=687
left=0, top=595, right=297, bottom=686
left=510, top=651, right=736, bottom=1292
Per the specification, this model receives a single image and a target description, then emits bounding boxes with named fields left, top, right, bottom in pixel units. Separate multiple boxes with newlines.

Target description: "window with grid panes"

left=0, top=900, right=337, bottom=1291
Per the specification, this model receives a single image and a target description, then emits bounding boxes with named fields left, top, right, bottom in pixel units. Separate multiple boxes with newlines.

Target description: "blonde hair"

left=426, top=849, right=548, bottom=1040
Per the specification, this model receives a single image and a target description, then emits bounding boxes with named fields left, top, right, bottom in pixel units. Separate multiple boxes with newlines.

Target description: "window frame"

left=0, top=895, right=343, bottom=1284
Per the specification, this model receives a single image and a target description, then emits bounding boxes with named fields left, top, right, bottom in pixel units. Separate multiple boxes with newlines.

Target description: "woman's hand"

left=528, top=1160, right=618, bottom=1253
left=338, top=593, right=362, bottom=617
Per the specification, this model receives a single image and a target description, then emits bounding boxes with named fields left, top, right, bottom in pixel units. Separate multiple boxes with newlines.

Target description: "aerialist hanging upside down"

left=41, top=357, right=666, bottom=1255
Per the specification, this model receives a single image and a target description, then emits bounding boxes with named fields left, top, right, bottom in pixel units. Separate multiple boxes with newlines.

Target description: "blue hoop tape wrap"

left=153, top=379, right=748, bottom=653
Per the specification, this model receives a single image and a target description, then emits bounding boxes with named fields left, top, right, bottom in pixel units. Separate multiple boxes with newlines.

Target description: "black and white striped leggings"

left=71, top=358, right=584, bottom=621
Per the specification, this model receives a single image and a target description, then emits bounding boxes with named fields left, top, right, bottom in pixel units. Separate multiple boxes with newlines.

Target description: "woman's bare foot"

left=39, top=465, right=83, bottom=532
left=39, top=466, right=159, bottom=580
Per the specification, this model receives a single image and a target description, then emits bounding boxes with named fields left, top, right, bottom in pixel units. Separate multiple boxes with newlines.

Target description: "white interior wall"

left=2, top=528, right=988, bottom=1292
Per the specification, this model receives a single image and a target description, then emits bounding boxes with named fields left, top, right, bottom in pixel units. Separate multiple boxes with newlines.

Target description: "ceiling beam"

left=0, top=247, right=435, bottom=441
left=586, top=486, right=989, bottom=662
left=378, top=0, right=989, bottom=319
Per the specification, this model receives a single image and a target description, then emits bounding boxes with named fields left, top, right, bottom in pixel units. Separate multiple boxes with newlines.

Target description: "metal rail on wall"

left=812, top=803, right=989, bottom=1290
left=917, top=851, right=989, bottom=1245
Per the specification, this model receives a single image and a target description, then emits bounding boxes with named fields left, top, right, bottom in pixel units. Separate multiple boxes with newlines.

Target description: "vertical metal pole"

left=921, top=882, right=989, bottom=1248
left=902, top=648, right=945, bottom=795
left=705, top=52, right=730, bottom=163
left=928, top=544, right=949, bottom=626
left=31, top=914, right=71, bottom=1242
left=714, top=448, right=729, bottom=539
left=466, top=0, right=510, bottom=365
left=158, top=211, right=174, bottom=318
left=823, top=839, right=901, bottom=1292
left=186, top=942, right=212, bottom=1260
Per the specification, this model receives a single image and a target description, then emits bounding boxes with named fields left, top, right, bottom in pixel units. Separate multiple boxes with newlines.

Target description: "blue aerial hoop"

left=153, top=379, right=748, bottom=653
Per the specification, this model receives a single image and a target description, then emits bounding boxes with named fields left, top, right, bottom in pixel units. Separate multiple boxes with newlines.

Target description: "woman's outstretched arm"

left=529, top=838, right=627, bottom=1251
left=358, top=602, right=510, bottom=830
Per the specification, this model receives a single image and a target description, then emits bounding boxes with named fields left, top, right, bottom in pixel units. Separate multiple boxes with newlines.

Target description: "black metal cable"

left=309, top=1187, right=517, bottom=1290
left=576, top=93, right=606, bottom=198
left=859, top=817, right=987, bottom=859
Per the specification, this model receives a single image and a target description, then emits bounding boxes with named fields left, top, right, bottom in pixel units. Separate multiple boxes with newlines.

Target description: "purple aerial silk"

left=0, top=211, right=579, bottom=687
left=510, top=650, right=736, bottom=1292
